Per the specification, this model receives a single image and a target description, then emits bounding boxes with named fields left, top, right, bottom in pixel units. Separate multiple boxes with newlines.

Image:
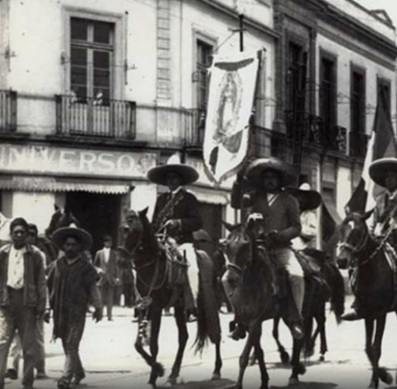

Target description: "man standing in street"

left=94, top=235, right=119, bottom=321
left=0, top=217, right=47, bottom=389
left=48, top=225, right=102, bottom=389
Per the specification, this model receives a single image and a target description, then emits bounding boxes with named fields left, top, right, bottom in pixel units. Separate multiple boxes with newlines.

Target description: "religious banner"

left=203, top=51, right=259, bottom=183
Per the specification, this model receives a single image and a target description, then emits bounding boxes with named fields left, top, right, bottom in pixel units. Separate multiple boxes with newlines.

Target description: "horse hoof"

left=319, top=355, right=325, bottom=362
left=154, top=363, right=165, bottom=378
left=296, top=362, right=306, bottom=376
left=378, top=368, right=393, bottom=385
left=289, top=377, right=299, bottom=386
left=211, top=373, right=221, bottom=381
left=165, top=377, right=183, bottom=386
left=280, top=351, right=290, bottom=365
left=303, top=349, right=314, bottom=359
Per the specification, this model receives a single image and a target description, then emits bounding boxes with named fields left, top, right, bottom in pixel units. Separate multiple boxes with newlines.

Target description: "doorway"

left=66, top=192, right=122, bottom=255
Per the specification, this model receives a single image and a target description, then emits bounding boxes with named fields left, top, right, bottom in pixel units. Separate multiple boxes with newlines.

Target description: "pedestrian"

left=343, top=157, right=397, bottom=320
left=94, top=235, right=120, bottom=321
left=48, top=225, right=103, bottom=389
left=148, top=153, right=202, bottom=317
left=5, top=223, right=49, bottom=380
left=229, top=158, right=304, bottom=340
left=0, top=217, right=48, bottom=389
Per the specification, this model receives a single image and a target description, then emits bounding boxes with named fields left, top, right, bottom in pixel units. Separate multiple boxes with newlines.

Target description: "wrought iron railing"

left=0, top=90, right=17, bottom=132
left=55, top=95, right=136, bottom=139
left=184, top=108, right=206, bottom=148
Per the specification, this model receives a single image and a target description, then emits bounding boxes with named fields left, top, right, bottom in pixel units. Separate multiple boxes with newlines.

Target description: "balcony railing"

left=55, top=95, right=136, bottom=139
left=349, top=131, right=368, bottom=158
left=0, top=90, right=17, bottom=132
left=184, top=108, right=206, bottom=148
left=285, top=111, right=347, bottom=154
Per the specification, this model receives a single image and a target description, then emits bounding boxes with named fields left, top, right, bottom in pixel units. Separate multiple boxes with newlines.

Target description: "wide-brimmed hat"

left=52, top=225, right=92, bottom=251
left=244, top=157, right=296, bottom=187
left=369, top=158, right=397, bottom=188
left=286, top=183, right=322, bottom=210
left=147, top=153, right=199, bottom=186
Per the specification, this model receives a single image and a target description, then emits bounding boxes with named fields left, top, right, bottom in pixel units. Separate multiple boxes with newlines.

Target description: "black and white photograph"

left=0, top=0, right=397, bottom=388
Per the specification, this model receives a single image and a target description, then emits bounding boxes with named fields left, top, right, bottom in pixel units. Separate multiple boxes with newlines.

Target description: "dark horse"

left=221, top=220, right=309, bottom=389
left=118, top=208, right=222, bottom=388
left=337, top=212, right=395, bottom=389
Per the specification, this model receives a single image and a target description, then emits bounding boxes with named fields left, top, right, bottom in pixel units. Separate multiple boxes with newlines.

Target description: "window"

left=320, top=56, right=337, bottom=128
left=287, top=42, right=307, bottom=113
left=196, top=39, right=213, bottom=109
left=70, top=18, right=114, bottom=103
left=377, top=77, right=391, bottom=114
left=350, top=69, right=365, bottom=134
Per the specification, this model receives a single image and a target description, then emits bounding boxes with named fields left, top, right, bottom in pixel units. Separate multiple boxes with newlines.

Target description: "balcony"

left=55, top=95, right=136, bottom=139
left=285, top=111, right=347, bottom=154
left=184, top=108, right=206, bottom=148
left=349, top=131, right=368, bottom=158
left=0, top=90, right=17, bottom=132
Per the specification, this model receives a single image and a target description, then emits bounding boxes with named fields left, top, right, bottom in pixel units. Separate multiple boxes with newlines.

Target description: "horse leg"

left=303, top=314, right=314, bottom=359
left=253, top=327, right=269, bottom=389
left=148, top=307, right=164, bottom=387
left=133, top=310, right=163, bottom=388
left=371, top=315, right=392, bottom=388
left=317, top=303, right=328, bottom=361
left=272, top=316, right=290, bottom=365
left=211, top=341, right=222, bottom=380
left=365, top=318, right=377, bottom=388
left=166, top=306, right=188, bottom=385
left=289, top=337, right=306, bottom=385
left=236, top=325, right=258, bottom=389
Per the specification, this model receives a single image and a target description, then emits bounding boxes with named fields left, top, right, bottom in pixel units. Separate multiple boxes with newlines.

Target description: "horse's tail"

left=193, top=250, right=221, bottom=355
left=328, top=263, right=345, bottom=323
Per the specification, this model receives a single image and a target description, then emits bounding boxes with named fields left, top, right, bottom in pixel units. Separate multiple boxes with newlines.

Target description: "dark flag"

left=345, top=91, right=397, bottom=213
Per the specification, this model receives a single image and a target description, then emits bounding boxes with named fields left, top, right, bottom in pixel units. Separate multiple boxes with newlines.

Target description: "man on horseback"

left=148, top=153, right=203, bottom=317
left=342, top=157, right=397, bottom=321
left=233, top=157, right=305, bottom=340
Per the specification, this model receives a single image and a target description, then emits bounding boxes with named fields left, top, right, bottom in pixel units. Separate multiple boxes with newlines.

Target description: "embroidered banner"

left=203, top=51, right=259, bottom=183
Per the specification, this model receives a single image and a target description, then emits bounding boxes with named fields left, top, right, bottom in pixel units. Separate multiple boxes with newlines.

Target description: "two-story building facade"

left=0, top=0, right=277, bottom=252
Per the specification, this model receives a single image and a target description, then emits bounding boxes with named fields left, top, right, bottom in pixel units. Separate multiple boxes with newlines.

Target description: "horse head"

left=337, top=210, right=372, bottom=270
left=118, top=207, right=156, bottom=263
left=45, top=204, right=81, bottom=237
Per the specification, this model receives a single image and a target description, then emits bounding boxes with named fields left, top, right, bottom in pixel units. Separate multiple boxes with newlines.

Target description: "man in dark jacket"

left=94, top=235, right=119, bottom=321
left=48, top=226, right=102, bottom=389
left=148, top=153, right=202, bottom=315
left=0, top=217, right=47, bottom=389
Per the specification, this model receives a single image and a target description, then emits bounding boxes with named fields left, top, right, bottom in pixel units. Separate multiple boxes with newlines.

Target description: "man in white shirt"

left=0, top=218, right=47, bottom=389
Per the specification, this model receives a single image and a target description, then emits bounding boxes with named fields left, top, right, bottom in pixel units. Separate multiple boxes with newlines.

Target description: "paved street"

left=5, top=297, right=397, bottom=389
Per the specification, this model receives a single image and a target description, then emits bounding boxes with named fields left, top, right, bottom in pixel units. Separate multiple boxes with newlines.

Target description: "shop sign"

left=0, top=144, right=156, bottom=178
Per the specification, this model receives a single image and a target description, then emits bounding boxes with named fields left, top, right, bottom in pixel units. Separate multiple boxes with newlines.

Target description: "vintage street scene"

left=0, top=0, right=397, bottom=389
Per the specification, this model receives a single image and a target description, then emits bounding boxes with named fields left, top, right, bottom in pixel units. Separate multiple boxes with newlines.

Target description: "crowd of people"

left=1, top=153, right=397, bottom=389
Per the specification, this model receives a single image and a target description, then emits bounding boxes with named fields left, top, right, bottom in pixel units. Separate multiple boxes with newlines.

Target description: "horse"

left=117, top=208, right=222, bottom=388
left=220, top=220, right=310, bottom=389
left=337, top=211, right=395, bottom=389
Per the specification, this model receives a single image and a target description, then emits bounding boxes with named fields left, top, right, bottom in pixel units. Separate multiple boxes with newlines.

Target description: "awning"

left=322, top=191, right=343, bottom=225
left=0, top=175, right=131, bottom=194
left=189, top=186, right=229, bottom=205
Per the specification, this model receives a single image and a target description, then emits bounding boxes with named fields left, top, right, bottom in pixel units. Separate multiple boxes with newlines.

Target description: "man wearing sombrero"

left=237, top=157, right=305, bottom=339
left=343, top=157, right=397, bottom=321
left=48, top=225, right=102, bottom=389
left=148, top=153, right=203, bottom=317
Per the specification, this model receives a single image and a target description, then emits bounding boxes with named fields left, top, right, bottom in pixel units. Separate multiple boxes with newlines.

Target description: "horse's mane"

left=138, top=211, right=160, bottom=256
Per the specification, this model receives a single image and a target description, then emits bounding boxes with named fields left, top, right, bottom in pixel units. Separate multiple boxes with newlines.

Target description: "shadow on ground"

left=271, top=382, right=338, bottom=389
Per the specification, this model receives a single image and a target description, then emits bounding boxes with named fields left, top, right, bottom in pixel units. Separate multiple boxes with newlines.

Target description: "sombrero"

left=286, top=183, right=322, bottom=210
left=244, top=158, right=296, bottom=187
left=52, top=225, right=93, bottom=251
left=369, top=158, right=397, bottom=188
left=147, top=153, right=199, bottom=186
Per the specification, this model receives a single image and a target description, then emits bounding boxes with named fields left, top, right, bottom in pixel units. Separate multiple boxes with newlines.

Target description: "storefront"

left=0, top=143, right=157, bottom=253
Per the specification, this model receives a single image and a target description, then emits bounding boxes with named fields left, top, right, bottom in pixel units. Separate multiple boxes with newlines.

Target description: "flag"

left=203, top=51, right=259, bottom=183
left=345, top=91, right=397, bottom=213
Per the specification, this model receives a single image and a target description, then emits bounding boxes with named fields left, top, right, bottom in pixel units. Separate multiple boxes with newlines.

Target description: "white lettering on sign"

left=0, top=144, right=156, bottom=178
